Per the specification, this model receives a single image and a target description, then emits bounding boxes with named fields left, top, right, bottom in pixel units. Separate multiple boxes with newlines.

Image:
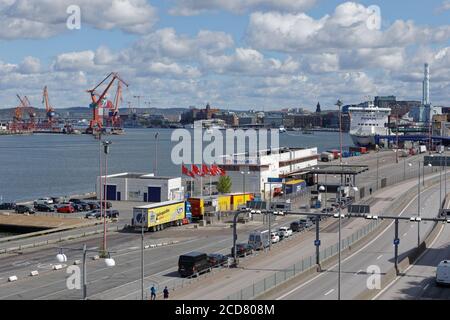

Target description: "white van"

left=248, top=230, right=270, bottom=250
left=436, top=260, right=450, bottom=286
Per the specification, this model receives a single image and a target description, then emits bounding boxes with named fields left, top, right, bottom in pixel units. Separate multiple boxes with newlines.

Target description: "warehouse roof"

left=308, top=165, right=369, bottom=176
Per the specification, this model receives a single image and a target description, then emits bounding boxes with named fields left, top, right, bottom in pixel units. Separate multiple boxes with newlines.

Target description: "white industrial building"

left=219, top=147, right=318, bottom=197
left=96, top=173, right=184, bottom=202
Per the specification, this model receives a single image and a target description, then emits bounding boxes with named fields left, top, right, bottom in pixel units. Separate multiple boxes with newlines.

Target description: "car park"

left=34, top=204, right=55, bottom=212
left=0, top=203, right=16, bottom=210
left=57, top=204, right=75, bottom=213
left=15, top=205, right=35, bottom=214
left=207, top=253, right=229, bottom=267
left=231, top=243, right=254, bottom=257
left=271, top=232, right=280, bottom=243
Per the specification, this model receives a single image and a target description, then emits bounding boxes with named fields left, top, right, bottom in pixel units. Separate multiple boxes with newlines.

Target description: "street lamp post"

left=154, top=133, right=159, bottom=176
left=56, top=245, right=115, bottom=300
left=102, top=140, right=112, bottom=253
left=337, top=186, right=342, bottom=300
left=335, top=100, right=343, bottom=165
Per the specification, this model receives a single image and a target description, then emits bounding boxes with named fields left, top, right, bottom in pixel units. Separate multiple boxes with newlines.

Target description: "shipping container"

left=188, top=197, right=204, bottom=219
left=321, top=152, right=334, bottom=162
left=132, top=200, right=185, bottom=232
left=285, top=179, right=307, bottom=194
left=349, top=146, right=368, bottom=154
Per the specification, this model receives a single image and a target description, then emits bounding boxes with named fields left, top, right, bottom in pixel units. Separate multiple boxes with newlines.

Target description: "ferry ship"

left=349, top=101, right=391, bottom=147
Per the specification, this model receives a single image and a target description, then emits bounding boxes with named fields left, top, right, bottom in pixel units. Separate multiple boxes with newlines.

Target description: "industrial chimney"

left=422, top=63, right=430, bottom=106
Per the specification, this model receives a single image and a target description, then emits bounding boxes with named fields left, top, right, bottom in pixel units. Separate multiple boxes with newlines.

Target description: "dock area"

left=0, top=213, right=101, bottom=235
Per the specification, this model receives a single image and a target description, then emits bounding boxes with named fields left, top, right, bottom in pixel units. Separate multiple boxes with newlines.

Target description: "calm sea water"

left=0, top=129, right=352, bottom=202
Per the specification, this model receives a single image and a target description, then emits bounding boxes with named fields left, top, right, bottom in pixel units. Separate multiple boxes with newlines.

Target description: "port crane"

left=42, top=86, right=56, bottom=123
left=86, top=72, right=128, bottom=134
left=11, top=94, right=36, bottom=132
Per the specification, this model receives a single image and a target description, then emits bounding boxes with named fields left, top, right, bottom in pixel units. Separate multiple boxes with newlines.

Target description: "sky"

left=1, top=0, right=450, bottom=111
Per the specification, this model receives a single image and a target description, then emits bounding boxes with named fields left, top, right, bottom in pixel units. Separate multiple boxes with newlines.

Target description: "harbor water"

left=0, top=129, right=352, bottom=202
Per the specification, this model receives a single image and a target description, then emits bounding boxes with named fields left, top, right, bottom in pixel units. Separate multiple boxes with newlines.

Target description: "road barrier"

left=30, top=270, right=39, bottom=277
left=8, top=275, right=18, bottom=282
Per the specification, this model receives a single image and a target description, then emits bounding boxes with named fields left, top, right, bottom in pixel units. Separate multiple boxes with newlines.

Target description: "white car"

left=34, top=197, right=54, bottom=205
left=278, top=227, right=293, bottom=238
left=271, top=232, right=280, bottom=243
left=436, top=260, right=450, bottom=286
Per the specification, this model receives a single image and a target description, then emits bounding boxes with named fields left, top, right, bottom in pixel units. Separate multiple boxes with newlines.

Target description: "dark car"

left=207, top=253, right=229, bottom=267
left=98, top=201, right=112, bottom=209
left=34, top=204, right=55, bottom=212
left=85, top=201, right=100, bottom=210
left=231, top=243, right=254, bottom=257
left=299, top=218, right=314, bottom=229
left=178, top=252, right=211, bottom=277
left=290, top=221, right=304, bottom=232
left=86, top=209, right=119, bottom=219
left=15, top=205, right=35, bottom=214
left=321, top=207, right=335, bottom=214
left=0, top=203, right=16, bottom=210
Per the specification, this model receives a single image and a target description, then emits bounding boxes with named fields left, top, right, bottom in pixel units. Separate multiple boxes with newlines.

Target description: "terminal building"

left=219, top=147, right=319, bottom=198
left=96, top=173, right=184, bottom=202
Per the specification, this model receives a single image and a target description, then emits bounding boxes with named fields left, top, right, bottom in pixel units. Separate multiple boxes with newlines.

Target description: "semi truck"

left=132, top=200, right=185, bottom=232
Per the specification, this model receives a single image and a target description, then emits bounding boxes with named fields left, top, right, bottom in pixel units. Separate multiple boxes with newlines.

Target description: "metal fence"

left=224, top=219, right=381, bottom=300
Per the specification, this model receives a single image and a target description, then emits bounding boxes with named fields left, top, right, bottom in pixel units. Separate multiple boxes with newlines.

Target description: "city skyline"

left=1, top=0, right=450, bottom=111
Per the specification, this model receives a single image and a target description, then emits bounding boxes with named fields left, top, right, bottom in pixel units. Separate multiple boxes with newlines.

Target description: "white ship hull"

left=350, top=134, right=376, bottom=147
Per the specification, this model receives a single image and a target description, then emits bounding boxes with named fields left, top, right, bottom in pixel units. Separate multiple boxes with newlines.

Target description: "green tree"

left=217, top=176, right=232, bottom=194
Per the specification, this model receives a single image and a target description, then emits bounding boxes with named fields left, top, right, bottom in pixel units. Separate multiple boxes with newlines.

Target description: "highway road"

left=375, top=220, right=450, bottom=300
left=271, top=180, right=447, bottom=300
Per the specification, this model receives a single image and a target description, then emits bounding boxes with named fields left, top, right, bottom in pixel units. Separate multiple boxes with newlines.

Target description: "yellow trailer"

left=133, top=200, right=185, bottom=232
left=231, top=193, right=253, bottom=211
left=217, top=195, right=231, bottom=212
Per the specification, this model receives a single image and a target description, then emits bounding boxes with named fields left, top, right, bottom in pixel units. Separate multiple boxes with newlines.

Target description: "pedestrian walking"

left=163, top=286, right=169, bottom=299
left=369, top=187, right=373, bottom=195
left=150, top=285, right=156, bottom=300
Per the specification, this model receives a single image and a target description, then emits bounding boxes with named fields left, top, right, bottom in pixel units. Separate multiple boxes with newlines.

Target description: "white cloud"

left=52, top=51, right=96, bottom=71
left=0, top=0, right=157, bottom=39
left=141, top=61, right=202, bottom=78
left=200, top=48, right=300, bottom=76
left=437, top=0, right=450, bottom=13
left=169, top=0, right=316, bottom=16
left=19, top=56, right=41, bottom=74
left=247, top=2, right=450, bottom=53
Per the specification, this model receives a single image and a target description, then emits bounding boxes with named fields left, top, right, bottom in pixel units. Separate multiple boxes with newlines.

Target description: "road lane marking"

left=376, top=255, right=383, bottom=260
left=354, top=269, right=363, bottom=275
left=276, top=181, right=436, bottom=300
left=423, top=284, right=429, bottom=291
left=324, top=289, right=335, bottom=296
left=403, top=233, right=408, bottom=237
left=372, top=216, right=446, bottom=300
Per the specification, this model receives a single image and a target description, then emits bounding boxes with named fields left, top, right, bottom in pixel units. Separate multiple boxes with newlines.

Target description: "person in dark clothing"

left=150, top=285, right=156, bottom=300
left=163, top=286, right=169, bottom=299
left=369, top=188, right=373, bottom=195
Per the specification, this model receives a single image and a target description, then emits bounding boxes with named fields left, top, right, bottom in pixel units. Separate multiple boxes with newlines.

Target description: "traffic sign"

left=314, top=240, right=321, bottom=247
left=393, top=238, right=400, bottom=246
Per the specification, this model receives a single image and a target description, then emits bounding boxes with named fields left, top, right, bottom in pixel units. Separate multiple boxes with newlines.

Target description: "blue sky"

left=1, top=0, right=450, bottom=111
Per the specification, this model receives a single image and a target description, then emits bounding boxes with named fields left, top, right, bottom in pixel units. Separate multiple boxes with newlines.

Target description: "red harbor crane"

left=42, top=86, right=56, bottom=123
left=86, top=72, right=128, bottom=134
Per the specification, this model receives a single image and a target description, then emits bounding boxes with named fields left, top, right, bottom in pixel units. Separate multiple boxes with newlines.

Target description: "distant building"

left=213, top=112, right=239, bottom=127
left=316, top=102, right=321, bottom=113
left=239, top=114, right=257, bottom=126
left=263, top=113, right=284, bottom=128
left=181, top=103, right=220, bottom=124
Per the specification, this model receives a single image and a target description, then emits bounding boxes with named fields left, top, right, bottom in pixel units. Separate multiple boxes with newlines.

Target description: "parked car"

left=51, top=197, right=62, bottom=204
left=57, top=204, right=75, bottom=213
left=34, top=197, right=53, bottom=206
left=299, top=217, right=314, bottom=229
left=278, top=227, right=293, bottom=238
left=271, top=232, right=280, bottom=243
left=290, top=221, right=304, bottom=232
left=321, top=207, right=335, bottom=214
left=15, top=205, right=35, bottom=214
left=273, top=210, right=285, bottom=216
left=98, top=201, right=112, bottom=209
left=231, top=243, right=254, bottom=257
left=207, top=253, right=229, bottom=267
left=34, top=204, right=55, bottom=212
left=85, top=209, right=119, bottom=219
left=0, top=203, right=16, bottom=210
left=85, top=201, right=100, bottom=210
left=248, top=230, right=270, bottom=250
left=178, top=252, right=211, bottom=277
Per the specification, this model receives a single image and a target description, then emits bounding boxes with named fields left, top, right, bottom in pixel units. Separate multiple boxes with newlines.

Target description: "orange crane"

left=42, top=86, right=56, bottom=123
left=86, top=72, right=128, bottom=134
left=109, top=81, right=123, bottom=128
left=14, top=94, right=36, bottom=131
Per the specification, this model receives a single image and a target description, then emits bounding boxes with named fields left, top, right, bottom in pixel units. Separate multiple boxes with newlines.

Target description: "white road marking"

left=423, top=283, right=429, bottom=291
left=324, top=289, right=335, bottom=296
left=376, top=255, right=383, bottom=260
left=355, top=270, right=363, bottom=275
left=403, top=233, right=408, bottom=237
left=276, top=181, right=435, bottom=301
